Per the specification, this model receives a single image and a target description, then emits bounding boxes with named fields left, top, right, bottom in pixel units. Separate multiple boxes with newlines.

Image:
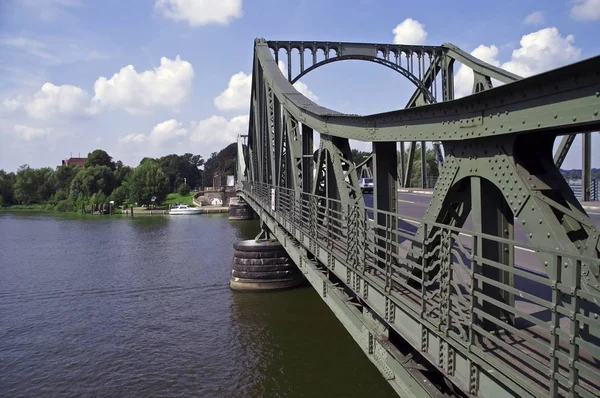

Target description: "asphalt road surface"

left=362, top=192, right=600, bottom=276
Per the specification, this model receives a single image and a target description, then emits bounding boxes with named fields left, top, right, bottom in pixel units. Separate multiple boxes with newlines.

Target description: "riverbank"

left=123, top=205, right=229, bottom=216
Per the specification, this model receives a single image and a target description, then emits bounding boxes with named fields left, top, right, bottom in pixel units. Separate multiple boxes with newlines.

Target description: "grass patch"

left=164, top=192, right=196, bottom=207
left=1, top=204, right=52, bottom=211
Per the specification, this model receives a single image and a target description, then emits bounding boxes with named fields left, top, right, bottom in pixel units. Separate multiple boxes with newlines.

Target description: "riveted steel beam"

left=553, top=134, right=576, bottom=168
left=255, top=40, right=600, bottom=142
left=244, top=38, right=600, bottom=398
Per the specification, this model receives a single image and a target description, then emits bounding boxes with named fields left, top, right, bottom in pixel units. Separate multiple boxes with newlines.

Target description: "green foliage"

left=561, top=168, right=600, bottom=180
left=14, top=165, right=47, bottom=205
left=203, top=143, right=236, bottom=187
left=399, top=144, right=439, bottom=187
left=108, top=185, right=129, bottom=206
left=69, top=165, right=117, bottom=201
left=85, top=149, right=115, bottom=170
left=0, top=170, right=16, bottom=205
left=55, top=199, right=74, bottom=213
left=129, top=159, right=171, bottom=205
left=114, top=164, right=133, bottom=184
left=351, top=149, right=370, bottom=166
left=53, top=165, right=79, bottom=193
left=0, top=146, right=219, bottom=213
left=90, top=191, right=107, bottom=204
left=158, top=153, right=203, bottom=191
left=178, top=183, right=191, bottom=196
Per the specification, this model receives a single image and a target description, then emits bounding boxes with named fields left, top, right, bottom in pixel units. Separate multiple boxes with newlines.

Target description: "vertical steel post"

left=582, top=132, right=591, bottom=202
left=470, top=177, right=514, bottom=330
left=302, top=124, right=314, bottom=194
left=373, top=142, right=398, bottom=270
left=399, top=142, right=406, bottom=188
left=421, top=141, right=427, bottom=188
left=404, top=142, right=415, bottom=187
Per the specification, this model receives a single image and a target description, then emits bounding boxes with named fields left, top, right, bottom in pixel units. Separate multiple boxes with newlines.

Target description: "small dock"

left=124, top=206, right=229, bottom=216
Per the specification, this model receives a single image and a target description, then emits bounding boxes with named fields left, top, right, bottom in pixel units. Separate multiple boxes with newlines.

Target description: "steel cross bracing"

left=239, top=37, right=600, bottom=398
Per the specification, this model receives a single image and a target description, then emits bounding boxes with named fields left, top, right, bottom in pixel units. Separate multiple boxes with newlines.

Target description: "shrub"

left=178, top=183, right=190, bottom=196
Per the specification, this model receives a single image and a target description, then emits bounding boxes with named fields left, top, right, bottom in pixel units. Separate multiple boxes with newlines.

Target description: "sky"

left=0, top=0, right=599, bottom=172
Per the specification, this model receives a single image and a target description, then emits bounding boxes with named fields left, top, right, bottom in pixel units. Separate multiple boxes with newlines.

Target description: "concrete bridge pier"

left=228, top=196, right=254, bottom=220
left=230, top=225, right=305, bottom=291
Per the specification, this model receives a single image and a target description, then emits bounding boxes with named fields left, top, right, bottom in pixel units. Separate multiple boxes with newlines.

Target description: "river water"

left=0, top=212, right=395, bottom=397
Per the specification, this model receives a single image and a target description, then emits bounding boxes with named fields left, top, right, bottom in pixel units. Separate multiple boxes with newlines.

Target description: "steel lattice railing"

left=241, top=181, right=600, bottom=398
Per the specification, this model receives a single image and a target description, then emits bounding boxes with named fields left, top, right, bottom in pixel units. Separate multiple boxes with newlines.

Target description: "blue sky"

left=0, top=0, right=599, bottom=172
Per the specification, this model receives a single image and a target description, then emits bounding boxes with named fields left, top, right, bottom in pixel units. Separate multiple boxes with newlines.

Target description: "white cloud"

left=454, top=45, right=501, bottom=98
left=571, top=0, right=600, bottom=21
left=215, top=63, right=318, bottom=111
left=453, top=27, right=581, bottom=98
left=501, top=27, right=580, bottom=77
left=524, top=11, right=545, bottom=25
left=4, top=82, right=92, bottom=120
left=2, top=97, right=22, bottom=112
left=392, top=18, right=427, bottom=45
left=155, top=0, right=243, bottom=26
left=214, top=71, right=251, bottom=110
left=14, top=124, right=54, bottom=141
left=2, top=55, right=194, bottom=121
left=190, top=114, right=248, bottom=149
left=150, top=119, right=188, bottom=143
left=118, top=133, right=148, bottom=144
left=92, top=55, right=194, bottom=113
left=118, top=119, right=188, bottom=146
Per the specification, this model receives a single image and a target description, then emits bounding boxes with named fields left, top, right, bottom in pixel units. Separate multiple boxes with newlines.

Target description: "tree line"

left=0, top=144, right=238, bottom=211
left=560, top=168, right=600, bottom=180
left=351, top=144, right=439, bottom=187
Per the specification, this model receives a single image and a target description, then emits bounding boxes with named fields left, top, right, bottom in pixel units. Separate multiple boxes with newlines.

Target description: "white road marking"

left=398, top=199, right=416, bottom=204
left=399, top=192, right=434, bottom=197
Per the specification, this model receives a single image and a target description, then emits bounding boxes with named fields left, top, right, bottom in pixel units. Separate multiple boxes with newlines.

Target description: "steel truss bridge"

left=236, top=38, right=600, bottom=397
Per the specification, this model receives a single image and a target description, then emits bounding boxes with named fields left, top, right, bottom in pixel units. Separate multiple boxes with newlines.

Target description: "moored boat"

left=168, top=204, right=202, bottom=215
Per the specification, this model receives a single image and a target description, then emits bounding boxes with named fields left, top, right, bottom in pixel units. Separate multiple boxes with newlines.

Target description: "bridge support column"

left=230, top=226, right=305, bottom=291
left=229, top=196, right=255, bottom=220
left=373, top=142, right=397, bottom=277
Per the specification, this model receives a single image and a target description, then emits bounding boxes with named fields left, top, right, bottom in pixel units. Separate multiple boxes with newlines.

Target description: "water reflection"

left=0, top=212, right=395, bottom=397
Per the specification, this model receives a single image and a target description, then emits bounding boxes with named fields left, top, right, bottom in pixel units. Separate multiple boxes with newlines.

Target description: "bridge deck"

left=242, top=182, right=600, bottom=398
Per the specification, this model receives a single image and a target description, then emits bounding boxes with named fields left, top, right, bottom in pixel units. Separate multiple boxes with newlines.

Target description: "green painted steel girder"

left=254, top=39, right=600, bottom=142
left=241, top=38, right=600, bottom=398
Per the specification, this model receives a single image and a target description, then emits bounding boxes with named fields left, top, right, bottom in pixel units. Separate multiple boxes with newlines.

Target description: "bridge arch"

left=289, top=55, right=437, bottom=104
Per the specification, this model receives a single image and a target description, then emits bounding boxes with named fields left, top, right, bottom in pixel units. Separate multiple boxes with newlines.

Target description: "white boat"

left=169, top=204, right=202, bottom=215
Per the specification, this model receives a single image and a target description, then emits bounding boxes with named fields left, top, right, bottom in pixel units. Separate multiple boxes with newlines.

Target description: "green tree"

left=129, top=160, right=170, bottom=205
left=53, top=164, right=79, bottom=193
left=69, top=165, right=117, bottom=201
left=85, top=149, right=115, bottom=170
left=114, top=164, right=133, bottom=185
left=181, top=152, right=204, bottom=189
left=158, top=153, right=203, bottom=191
left=399, top=144, right=439, bottom=187
left=0, top=170, right=16, bottom=205
left=14, top=165, right=43, bottom=204
left=202, top=145, right=236, bottom=188
left=108, top=185, right=130, bottom=206
left=178, top=183, right=190, bottom=196
left=36, top=167, right=56, bottom=203
left=351, top=149, right=370, bottom=165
